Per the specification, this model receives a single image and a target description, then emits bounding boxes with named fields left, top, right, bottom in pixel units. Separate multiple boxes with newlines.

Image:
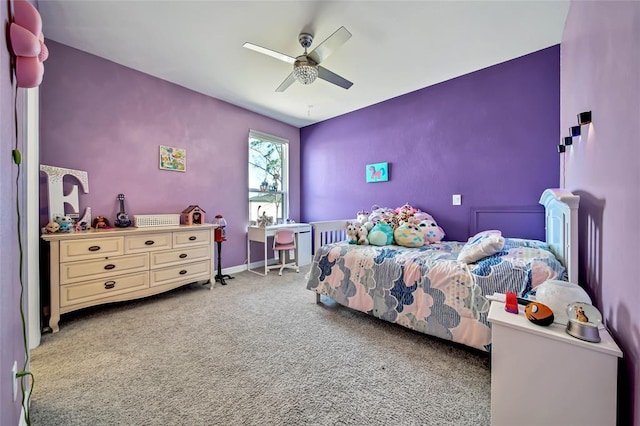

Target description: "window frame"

left=248, top=129, right=289, bottom=225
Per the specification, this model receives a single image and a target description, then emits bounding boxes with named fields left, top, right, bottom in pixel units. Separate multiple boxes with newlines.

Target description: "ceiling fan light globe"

left=293, top=64, right=318, bottom=85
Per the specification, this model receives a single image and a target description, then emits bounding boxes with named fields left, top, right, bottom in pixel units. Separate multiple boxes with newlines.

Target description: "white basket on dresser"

left=133, top=214, right=181, bottom=227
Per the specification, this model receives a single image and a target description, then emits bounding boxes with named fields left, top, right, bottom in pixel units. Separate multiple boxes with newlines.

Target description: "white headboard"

left=539, top=188, right=580, bottom=283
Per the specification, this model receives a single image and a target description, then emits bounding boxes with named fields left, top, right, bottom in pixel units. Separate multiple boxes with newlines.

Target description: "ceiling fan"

left=243, top=26, right=353, bottom=92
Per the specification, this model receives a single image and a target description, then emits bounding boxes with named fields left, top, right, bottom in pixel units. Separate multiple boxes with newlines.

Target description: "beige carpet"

left=30, top=266, right=491, bottom=425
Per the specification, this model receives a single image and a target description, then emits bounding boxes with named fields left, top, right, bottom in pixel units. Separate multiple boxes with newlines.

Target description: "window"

left=248, top=130, right=288, bottom=226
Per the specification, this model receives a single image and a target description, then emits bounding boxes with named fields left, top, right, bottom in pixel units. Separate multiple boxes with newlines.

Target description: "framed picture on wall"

left=366, top=162, right=389, bottom=183
left=159, top=145, right=186, bottom=172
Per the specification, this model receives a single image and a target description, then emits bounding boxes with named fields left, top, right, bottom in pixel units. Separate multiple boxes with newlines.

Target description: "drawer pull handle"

left=88, top=246, right=101, bottom=252
left=188, top=236, right=197, bottom=241
left=179, top=253, right=188, bottom=259
left=104, top=281, right=116, bottom=289
left=179, top=270, right=187, bottom=275
left=145, top=240, right=155, bottom=246
left=104, top=264, right=116, bottom=270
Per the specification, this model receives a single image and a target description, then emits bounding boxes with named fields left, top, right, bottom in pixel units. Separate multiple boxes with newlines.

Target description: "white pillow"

left=457, top=230, right=505, bottom=264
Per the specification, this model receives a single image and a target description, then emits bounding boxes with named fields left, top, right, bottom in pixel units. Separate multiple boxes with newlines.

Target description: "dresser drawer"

left=60, top=272, right=149, bottom=308
left=173, top=229, right=211, bottom=248
left=60, top=253, right=149, bottom=285
left=150, top=260, right=210, bottom=287
left=124, top=233, right=172, bottom=253
left=150, top=246, right=210, bottom=269
left=60, top=237, right=124, bottom=262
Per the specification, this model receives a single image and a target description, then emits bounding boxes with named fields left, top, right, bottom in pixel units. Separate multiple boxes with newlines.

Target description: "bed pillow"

left=457, top=230, right=505, bottom=264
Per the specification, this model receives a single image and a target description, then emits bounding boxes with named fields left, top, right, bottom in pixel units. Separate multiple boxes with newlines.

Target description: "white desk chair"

left=269, top=229, right=299, bottom=275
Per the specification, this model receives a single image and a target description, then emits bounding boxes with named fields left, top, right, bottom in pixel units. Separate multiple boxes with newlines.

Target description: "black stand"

left=214, top=241, right=233, bottom=285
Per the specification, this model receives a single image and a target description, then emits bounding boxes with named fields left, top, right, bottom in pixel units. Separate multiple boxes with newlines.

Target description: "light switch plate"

left=452, top=194, right=462, bottom=205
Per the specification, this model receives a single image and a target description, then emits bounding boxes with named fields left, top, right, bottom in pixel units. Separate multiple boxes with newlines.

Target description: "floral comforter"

left=306, top=239, right=565, bottom=352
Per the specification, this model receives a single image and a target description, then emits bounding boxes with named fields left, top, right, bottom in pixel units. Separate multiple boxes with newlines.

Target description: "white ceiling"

left=38, top=1, right=569, bottom=128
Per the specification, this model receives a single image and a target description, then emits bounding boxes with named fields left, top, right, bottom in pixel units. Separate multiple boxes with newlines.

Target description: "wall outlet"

left=11, top=361, right=18, bottom=401
left=452, top=194, right=462, bottom=206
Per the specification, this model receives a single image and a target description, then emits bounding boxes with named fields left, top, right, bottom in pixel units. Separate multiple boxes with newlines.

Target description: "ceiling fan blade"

left=243, top=42, right=296, bottom=64
left=318, top=66, right=353, bottom=90
left=276, top=72, right=297, bottom=92
left=307, top=26, right=352, bottom=65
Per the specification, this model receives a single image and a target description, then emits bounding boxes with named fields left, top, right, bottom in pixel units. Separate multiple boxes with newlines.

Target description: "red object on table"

left=505, top=291, right=519, bottom=314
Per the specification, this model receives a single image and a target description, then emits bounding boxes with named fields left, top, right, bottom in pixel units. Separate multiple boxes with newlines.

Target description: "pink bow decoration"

left=9, top=0, right=48, bottom=88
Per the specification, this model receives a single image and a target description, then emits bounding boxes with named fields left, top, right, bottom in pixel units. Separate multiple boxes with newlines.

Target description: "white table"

left=488, top=301, right=622, bottom=426
left=247, top=223, right=311, bottom=275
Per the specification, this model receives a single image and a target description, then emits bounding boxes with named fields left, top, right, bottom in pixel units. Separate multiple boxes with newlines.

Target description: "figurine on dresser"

left=55, top=215, right=74, bottom=233
left=93, top=216, right=110, bottom=229
left=44, top=221, right=60, bottom=233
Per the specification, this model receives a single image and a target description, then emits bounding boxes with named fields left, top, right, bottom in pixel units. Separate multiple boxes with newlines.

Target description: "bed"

left=305, top=188, right=579, bottom=352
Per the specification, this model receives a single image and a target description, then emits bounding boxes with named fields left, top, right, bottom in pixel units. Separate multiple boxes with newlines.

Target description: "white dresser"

left=488, top=301, right=622, bottom=426
left=41, top=224, right=216, bottom=332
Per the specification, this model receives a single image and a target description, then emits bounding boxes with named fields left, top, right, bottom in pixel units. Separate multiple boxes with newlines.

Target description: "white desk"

left=247, top=223, right=312, bottom=275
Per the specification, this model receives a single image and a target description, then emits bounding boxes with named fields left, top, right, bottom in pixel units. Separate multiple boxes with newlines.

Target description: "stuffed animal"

left=55, top=215, right=74, bottom=233
left=356, top=210, right=370, bottom=225
left=418, top=219, right=446, bottom=243
left=362, top=221, right=374, bottom=232
left=395, top=203, right=418, bottom=221
left=44, top=221, right=60, bottom=234
left=394, top=222, right=425, bottom=248
left=346, top=222, right=359, bottom=244
left=384, top=215, right=402, bottom=230
left=413, top=210, right=435, bottom=222
left=368, top=222, right=394, bottom=246
left=357, top=224, right=369, bottom=245
left=368, top=205, right=395, bottom=224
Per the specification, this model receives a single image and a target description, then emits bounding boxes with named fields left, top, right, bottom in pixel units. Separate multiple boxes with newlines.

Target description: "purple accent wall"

left=561, top=2, right=640, bottom=424
left=1, top=0, right=27, bottom=423
left=300, top=46, right=560, bottom=242
left=40, top=41, right=300, bottom=270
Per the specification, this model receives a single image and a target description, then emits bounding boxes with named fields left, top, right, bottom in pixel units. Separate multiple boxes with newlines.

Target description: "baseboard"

left=221, top=257, right=309, bottom=276
left=223, top=259, right=277, bottom=275
left=222, top=264, right=255, bottom=275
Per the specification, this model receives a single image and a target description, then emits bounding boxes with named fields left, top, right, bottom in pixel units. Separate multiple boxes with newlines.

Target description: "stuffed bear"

left=368, top=222, right=394, bottom=246
left=394, top=222, right=425, bottom=248
left=346, top=222, right=359, bottom=244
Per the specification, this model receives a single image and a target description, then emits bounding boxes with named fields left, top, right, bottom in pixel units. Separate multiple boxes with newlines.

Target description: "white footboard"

left=310, top=220, right=350, bottom=255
